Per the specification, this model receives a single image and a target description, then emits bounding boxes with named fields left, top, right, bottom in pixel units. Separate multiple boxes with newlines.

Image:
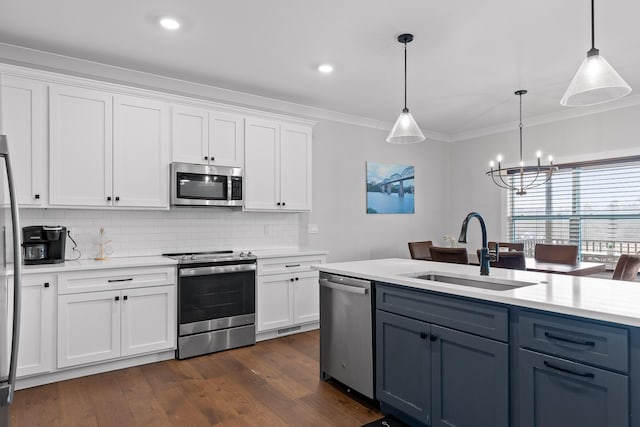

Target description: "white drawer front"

left=58, top=266, right=176, bottom=294
left=257, top=255, right=325, bottom=276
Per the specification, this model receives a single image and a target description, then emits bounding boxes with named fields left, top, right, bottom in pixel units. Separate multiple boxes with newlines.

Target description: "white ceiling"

left=0, top=0, right=638, bottom=138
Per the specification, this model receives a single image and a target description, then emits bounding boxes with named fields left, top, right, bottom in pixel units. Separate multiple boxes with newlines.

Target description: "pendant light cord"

left=519, top=92, right=523, bottom=163
left=403, top=41, right=408, bottom=112
left=591, top=0, right=595, bottom=50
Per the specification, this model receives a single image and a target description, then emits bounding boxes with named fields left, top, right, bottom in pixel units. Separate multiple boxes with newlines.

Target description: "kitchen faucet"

left=458, top=211, right=497, bottom=276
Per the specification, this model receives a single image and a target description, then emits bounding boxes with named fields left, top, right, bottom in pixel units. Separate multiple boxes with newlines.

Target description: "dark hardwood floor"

left=10, top=330, right=381, bottom=426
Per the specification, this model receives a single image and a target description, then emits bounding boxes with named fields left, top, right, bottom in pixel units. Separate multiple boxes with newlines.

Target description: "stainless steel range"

left=164, top=250, right=257, bottom=359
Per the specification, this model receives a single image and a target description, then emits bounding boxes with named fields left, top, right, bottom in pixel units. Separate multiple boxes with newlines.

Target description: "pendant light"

left=386, top=33, right=425, bottom=144
left=487, top=90, right=557, bottom=195
left=561, top=0, right=631, bottom=106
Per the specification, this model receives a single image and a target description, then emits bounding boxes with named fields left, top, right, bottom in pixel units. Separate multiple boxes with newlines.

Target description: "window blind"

left=508, top=157, right=640, bottom=268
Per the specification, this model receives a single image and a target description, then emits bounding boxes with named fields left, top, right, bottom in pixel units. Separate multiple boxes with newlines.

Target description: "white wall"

left=448, top=105, right=640, bottom=251
left=299, top=120, right=450, bottom=262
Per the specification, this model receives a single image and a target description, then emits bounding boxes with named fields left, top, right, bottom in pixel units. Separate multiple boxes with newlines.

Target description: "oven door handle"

left=180, top=264, right=256, bottom=277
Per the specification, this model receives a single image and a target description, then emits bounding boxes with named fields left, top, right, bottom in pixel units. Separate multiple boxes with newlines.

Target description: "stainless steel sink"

left=410, top=272, right=537, bottom=291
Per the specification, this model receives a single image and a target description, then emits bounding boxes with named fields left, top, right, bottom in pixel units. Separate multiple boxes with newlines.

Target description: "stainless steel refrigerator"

left=0, top=135, right=22, bottom=427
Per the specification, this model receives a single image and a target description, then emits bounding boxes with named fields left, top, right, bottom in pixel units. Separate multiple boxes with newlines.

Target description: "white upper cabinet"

left=49, top=84, right=169, bottom=209
left=171, top=105, right=244, bottom=167
left=113, top=95, right=169, bottom=208
left=244, top=118, right=312, bottom=211
left=0, top=75, right=47, bottom=206
left=280, top=124, right=312, bottom=211
left=49, top=84, right=113, bottom=207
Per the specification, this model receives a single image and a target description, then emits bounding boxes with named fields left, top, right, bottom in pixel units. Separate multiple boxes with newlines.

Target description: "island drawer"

left=375, top=283, right=509, bottom=342
left=519, top=310, right=628, bottom=373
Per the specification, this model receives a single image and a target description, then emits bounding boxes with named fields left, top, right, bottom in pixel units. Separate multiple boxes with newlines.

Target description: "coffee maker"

left=22, top=225, right=67, bottom=265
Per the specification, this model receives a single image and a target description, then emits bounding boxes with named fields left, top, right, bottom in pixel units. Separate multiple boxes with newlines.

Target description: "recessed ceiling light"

left=159, top=17, right=181, bottom=31
left=318, top=64, right=334, bottom=74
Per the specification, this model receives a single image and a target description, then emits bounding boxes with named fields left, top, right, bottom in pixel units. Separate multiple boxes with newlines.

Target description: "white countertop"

left=11, top=256, right=177, bottom=276
left=250, top=248, right=328, bottom=259
left=313, top=258, right=640, bottom=328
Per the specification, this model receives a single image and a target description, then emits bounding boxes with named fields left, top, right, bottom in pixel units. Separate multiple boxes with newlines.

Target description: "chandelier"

left=486, top=90, right=557, bottom=195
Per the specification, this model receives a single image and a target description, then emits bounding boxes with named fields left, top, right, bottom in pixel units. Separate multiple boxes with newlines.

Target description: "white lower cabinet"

left=256, top=254, right=325, bottom=336
left=16, top=274, right=56, bottom=377
left=58, top=285, right=176, bottom=368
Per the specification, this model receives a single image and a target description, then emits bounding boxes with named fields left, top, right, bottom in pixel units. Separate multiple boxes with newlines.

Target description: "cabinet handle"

left=285, top=264, right=301, bottom=268
left=107, top=196, right=112, bottom=201
left=544, top=332, right=595, bottom=347
left=295, top=277, right=299, bottom=281
left=123, top=295, right=128, bottom=301
left=429, top=334, right=439, bottom=342
left=43, top=282, right=50, bottom=288
left=115, top=296, right=120, bottom=301
left=115, top=196, right=120, bottom=202
left=34, top=194, right=40, bottom=200
left=282, top=202, right=286, bottom=206
left=204, top=156, right=208, bottom=160
left=420, top=332, right=428, bottom=339
left=108, top=278, right=134, bottom=283
left=290, top=278, right=294, bottom=282
left=211, top=156, right=214, bottom=161
left=543, top=361, right=595, bottom=378
left=277, top=202, right=281, bottom=206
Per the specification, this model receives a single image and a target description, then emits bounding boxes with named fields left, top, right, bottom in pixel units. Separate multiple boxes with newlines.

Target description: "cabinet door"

left=280, top=124, right=312, bottom=211
left=209, top=111, right=244, bottom=167
left=431, top=325, right=509, bottom=427
left=293, top=271, right=319, bottom=324
left=376, top=310, right=431, bottom=426
left=113, top=95, right=169, bottom=208
left=49, top=84, right=113, bottom=206
left=256, top=273, right=293, bottom=332
left=16, top=275, right=54, bottom=377
left=0, top=75, right=47, bottom=206
left=171, top=105, right=209, bottom=164
left=519, top=348, right=629, bottom=427
left=58, top=290, right=121, bottom=368
left=121, top=286, right=176, bottom=357
left=244, top=117, right=280, bottom=210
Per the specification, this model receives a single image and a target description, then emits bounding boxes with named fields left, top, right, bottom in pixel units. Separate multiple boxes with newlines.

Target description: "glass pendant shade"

left=386, top=109, right=425, bottom=144
left=561, top=53, right=632, bottom=106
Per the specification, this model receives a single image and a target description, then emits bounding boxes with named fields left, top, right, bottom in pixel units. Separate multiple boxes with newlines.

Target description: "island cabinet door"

left=519, top=349, right=629, bottom=427
left=376, top=310, right=431, bottom=426
left=430, top=325, right=509, bottom=427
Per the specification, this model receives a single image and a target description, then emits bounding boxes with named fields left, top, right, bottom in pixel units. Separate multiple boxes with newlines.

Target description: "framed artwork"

left=366, top=162, right=415, bottom=214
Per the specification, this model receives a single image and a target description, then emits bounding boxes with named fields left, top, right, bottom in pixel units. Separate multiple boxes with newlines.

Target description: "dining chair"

left=612, top=254, right=640, bottom=282
left=489, top=241, right=524, bottom=252
left=430, top=247, right=469, bottom=264
left=479, top=249, right=526, bottom=270
left=408, top=241, right=433, bottom=261
left=534, top=244, right=579, bottom=265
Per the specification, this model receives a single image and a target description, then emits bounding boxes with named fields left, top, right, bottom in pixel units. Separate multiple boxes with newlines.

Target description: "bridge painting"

left=366, top=162, right=415, bottom=214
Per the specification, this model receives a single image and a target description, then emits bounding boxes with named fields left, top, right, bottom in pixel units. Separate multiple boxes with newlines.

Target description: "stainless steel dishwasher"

left=319, top=272, right=374, bottom=399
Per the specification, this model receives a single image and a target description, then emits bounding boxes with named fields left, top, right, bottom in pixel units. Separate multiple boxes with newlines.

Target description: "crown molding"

left=448, top=93, right=640, bottom=142
left=0, top=42, right=452, bottom=141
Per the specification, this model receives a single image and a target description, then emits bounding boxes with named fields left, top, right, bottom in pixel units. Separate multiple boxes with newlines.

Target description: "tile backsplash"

left=20, top=208, right=300, bottom=260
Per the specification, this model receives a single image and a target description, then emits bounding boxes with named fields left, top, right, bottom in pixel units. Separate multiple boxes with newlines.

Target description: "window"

left=508, top=156, right=640, bottom=269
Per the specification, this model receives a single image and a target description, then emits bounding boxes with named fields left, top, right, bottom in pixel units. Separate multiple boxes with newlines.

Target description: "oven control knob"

left=247, top=251, right=253, bottom=256
left=190, top=255, right=198, bottom=260
left=239, top=251, right=246, bottom=257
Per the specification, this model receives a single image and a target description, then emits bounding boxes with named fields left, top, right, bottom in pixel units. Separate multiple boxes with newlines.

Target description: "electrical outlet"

left=307, top=224, right=319, bottom=234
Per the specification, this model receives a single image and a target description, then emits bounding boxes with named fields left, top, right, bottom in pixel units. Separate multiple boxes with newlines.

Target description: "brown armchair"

left=408, top=241, right=433, bottom=261
left=429, top=247, right=469, bottom=264
left=612, top=254, right=640, bottom=282
left=534, top=244, right=579, bottom=265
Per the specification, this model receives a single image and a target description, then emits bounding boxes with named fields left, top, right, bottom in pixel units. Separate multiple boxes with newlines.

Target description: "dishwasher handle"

left=319, top=278, right=369, bottom=295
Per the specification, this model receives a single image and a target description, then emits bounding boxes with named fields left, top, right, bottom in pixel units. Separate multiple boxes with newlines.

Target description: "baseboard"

left=15, top=350, right=175, bottom=390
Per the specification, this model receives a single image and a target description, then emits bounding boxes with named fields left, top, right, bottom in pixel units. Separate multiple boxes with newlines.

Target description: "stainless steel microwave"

left=170, top=162, right=243, bottom=207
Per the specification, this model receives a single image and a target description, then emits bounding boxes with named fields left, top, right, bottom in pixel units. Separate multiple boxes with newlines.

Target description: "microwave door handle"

left=0, top=135, right=22, bottom=406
